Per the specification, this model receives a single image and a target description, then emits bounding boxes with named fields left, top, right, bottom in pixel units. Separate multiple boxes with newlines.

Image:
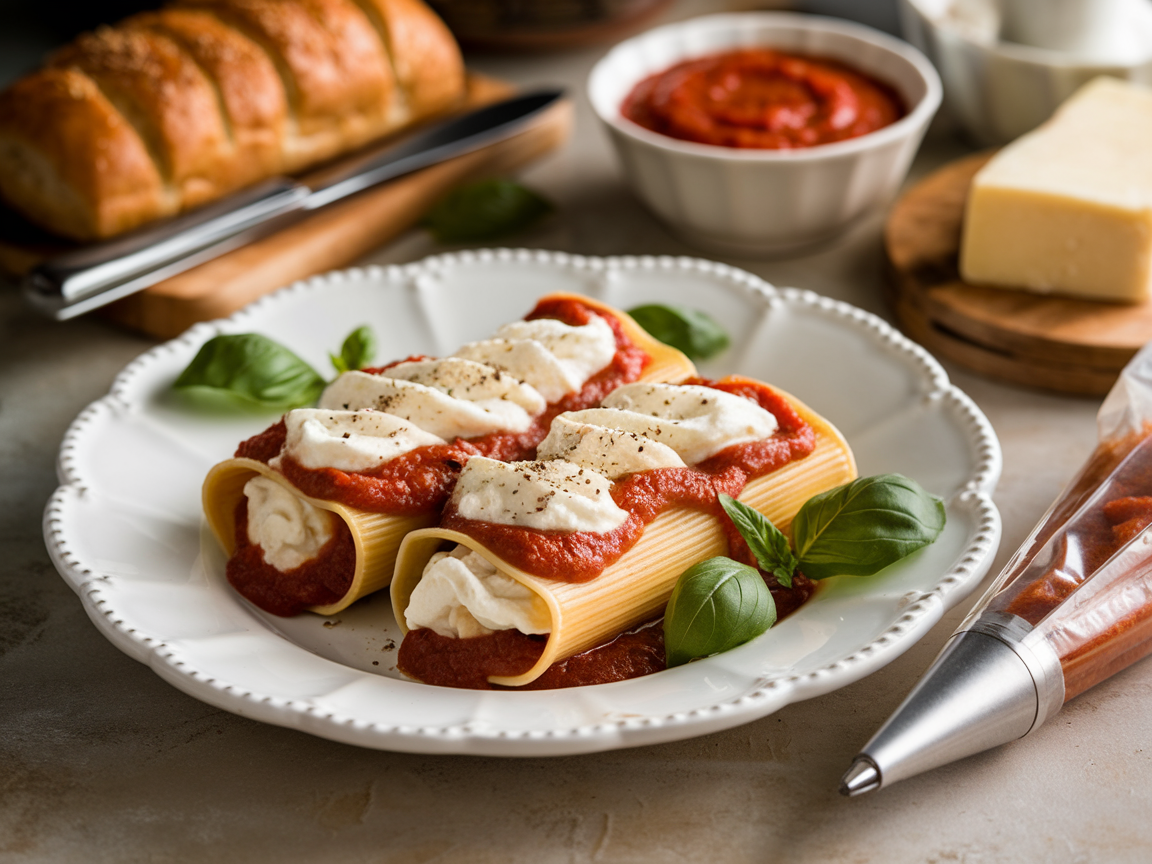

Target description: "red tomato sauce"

left=397, top=627, right=548, bottom=690
left=439, top=378, right=815, bottom=582
left=225, top=499, right=356, bottom=617
left=233, top=297, right=650, bottom=515
left=622, top=48, right=904, bottom=150
left=998, top=434, right=1152, bottom=625
left=397, top=576, right=817, bottom=690
left=994, top=431, right=1152, bottom=700
left=398, top=378, right=819, bottom=689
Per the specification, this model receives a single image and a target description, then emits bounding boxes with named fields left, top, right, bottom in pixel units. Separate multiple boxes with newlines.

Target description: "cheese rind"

left=960, top=77, right=1152, bottom=303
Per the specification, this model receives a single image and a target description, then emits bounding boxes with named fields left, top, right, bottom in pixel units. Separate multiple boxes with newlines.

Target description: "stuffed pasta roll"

left=203, top=294, right=695, bottom=616
left=391, top=376, right=857, bottom=688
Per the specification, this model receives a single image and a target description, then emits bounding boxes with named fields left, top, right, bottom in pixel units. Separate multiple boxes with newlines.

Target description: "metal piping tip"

left=840, top=758, right=881, bottom=796
left=839, top=617, right=1064, bottom=794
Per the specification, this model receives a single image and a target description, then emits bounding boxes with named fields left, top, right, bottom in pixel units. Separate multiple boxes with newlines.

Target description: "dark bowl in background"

left=426, top=0, right=673, bottom=50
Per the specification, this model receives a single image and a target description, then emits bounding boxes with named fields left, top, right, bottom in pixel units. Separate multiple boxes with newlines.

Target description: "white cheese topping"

left=454, top=338, right=579, bottom=405
left=279, top=409, right=446, bottom=472
left=452, top=456, right=629, bottom=533
left=383, top=357, right=545, bottom=414
left=455, top=315, right=616, bottom=403
left=405, top=545, right=551, bottom=638
left=448, top=383, right=779, bottom=533
left=591, top=382, right=779, bottom=465
left=298, top=312, right=615, bottom=470
left=536, top=414, right=686, bottom=480
left=244, top=476, right=334, bottom=572
left=317, top=359, right=544, bottom=440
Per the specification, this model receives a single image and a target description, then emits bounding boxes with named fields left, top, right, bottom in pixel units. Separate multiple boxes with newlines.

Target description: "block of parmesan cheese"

left=960, top=77, right=1152, bottom=304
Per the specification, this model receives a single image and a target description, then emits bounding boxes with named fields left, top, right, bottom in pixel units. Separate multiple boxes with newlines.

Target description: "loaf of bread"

left=0, top=0, right=465, bottom=241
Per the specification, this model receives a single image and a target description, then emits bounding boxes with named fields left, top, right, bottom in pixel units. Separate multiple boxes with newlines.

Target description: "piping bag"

left=842, top=342, right=1152, bottom=795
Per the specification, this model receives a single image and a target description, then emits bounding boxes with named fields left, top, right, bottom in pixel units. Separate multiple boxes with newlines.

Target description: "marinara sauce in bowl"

left=588, top=13, right=942, bottom=255
left=621, top=48, right=906, bottom=149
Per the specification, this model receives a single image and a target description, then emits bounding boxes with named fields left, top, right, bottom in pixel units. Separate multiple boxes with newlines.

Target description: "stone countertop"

left=2, top=3, right=1148, bottom=862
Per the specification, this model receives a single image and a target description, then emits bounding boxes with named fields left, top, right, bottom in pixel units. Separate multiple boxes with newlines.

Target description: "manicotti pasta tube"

left=390, top=377, right=858, bottom=689
left=202, top=294, right=696, bottom=616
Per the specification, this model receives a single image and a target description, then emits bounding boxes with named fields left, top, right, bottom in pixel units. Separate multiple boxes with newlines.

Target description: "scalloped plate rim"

left=43, top=249, right=1002, bottom=756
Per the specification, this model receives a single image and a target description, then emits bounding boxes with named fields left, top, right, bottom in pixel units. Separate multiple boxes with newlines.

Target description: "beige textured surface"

left=2, top=2, right=1151, bottom=862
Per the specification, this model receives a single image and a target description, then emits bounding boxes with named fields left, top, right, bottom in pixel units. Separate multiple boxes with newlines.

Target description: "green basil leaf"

left=664, top=556, right=777, bottom=668
left=718, top=494, right=798, bottom=588
left=422, top=179, right=553, bottom=242
left=330, top=325, right=376, bottom=374
left=173, top=333, right=326, bottom=409
left=791, top=473, right=947, bottom=581
left=626, top=304, right=730, bottom=361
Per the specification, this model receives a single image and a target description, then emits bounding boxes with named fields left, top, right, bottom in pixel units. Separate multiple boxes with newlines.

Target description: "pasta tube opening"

left=203, top=458, right=432, bottom=616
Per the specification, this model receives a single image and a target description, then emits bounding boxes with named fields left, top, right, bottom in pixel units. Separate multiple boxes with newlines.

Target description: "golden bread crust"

left=0, top=0, right=464, bottom=240
left=362, top=0, right=465, bottom=119
left=49, top=26, right=232, bottom=207
left=125, top=9, right=289, bottom=184
left=0, top=67, right=166, bottom=239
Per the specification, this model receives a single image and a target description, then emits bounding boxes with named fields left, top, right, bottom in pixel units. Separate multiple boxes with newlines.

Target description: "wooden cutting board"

left=0, top=75, right=572, bottom=339
left=885, top=152, right=1152, bottom=396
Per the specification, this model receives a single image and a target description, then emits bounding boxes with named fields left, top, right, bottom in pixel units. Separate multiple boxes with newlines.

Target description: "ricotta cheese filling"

left=405, top=545, right=551, bottom=638
left=278, top=409, right=447, bottom=472
left=244, top=476, right=334, bottom=572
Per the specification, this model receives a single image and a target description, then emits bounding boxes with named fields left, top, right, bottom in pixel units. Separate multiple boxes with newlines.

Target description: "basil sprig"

left=174, top=326, right=376, bottom=409
left=718, top=494, right=797, bottom=588
left=665, top=474, right=946, bottom=667
left=626, top=304, right=730, bottom=361
left=422, top=179, right=553, bottom=243
left=173, top=334, right=325, bottom=408
left=720, top=474, right=945, bottom=585
left=329, top=325, right=376, bottom=374
left=791, top=474, right=947, bottom=581
left=663, top=557, right=777, bottom=668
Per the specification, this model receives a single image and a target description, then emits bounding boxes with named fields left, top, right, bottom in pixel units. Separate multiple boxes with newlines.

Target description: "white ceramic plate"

left=45, top=250, right=1001, bottom=756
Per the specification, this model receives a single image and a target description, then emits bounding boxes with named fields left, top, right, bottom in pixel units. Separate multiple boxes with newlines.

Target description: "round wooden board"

left=884, top=152, right=1152, bottom=396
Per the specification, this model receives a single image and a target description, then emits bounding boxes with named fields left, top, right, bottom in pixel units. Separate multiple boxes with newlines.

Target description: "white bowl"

left=900, top=0, right=1152, bottom=145
left=587, top=12, right=942, bottom=256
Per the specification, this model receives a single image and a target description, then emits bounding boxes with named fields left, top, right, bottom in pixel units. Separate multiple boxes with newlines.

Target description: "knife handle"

left=23, top=179, right=309, bottom=320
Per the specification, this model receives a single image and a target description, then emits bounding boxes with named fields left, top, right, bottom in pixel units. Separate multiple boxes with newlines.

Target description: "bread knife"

left=23, top=89, right=565, bottom=321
